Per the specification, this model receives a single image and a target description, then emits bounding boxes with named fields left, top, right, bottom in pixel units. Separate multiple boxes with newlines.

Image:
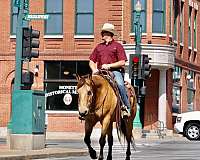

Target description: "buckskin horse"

left=76, top=72, right=137, bottom=160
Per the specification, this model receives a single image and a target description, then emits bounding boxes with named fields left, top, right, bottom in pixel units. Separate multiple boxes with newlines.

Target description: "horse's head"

left=76, top=74, right=94, bottom=118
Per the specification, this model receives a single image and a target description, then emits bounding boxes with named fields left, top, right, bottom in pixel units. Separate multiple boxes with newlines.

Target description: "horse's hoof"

left=89, top=149, right=97, bottom=159
left=106, top=156, right=112, bottom=160
left=125, top=157, right=130, bottom=160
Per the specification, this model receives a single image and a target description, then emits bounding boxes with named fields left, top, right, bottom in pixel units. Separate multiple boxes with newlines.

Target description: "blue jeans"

left=112, top=71, right=130, bottom=109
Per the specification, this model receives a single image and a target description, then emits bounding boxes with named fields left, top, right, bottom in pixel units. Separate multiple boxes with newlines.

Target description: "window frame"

left=172, top=66, right=182, bottom=114
left=11, top=0, right=18, bottom=35
left=187, top=71, right=195, bottom=112
left=75, top=0, right=94, bottom=35
left=44, top=0, right=63, bottom=35
left=44, top=60, right=91, bottom=111
left=131, top=0, right=147, bottom=33
left=188, top=7, right=192, bottom=47
left=173, top=0, right=178, bottom=41
left=194, top=11, right=197, bottom=49
left=180, top=2, right=184, bottom=44
left=152, top=0, right=166, bottom=33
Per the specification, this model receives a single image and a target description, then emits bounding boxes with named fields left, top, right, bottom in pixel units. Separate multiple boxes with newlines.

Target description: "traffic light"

left=22, top=71, right=34, bottom=84
left=22, top=26, right=40, bottom=60
left=129, top=54, right=142, bottom=79
left=141, top=54, right=151, bottom=79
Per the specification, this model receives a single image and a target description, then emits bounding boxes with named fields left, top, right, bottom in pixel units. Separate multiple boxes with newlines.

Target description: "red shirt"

left=89, top=40, right=127, bottom=69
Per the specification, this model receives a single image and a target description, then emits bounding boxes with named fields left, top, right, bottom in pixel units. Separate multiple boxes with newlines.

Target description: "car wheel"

left=184, top=123, right=200, bottom=141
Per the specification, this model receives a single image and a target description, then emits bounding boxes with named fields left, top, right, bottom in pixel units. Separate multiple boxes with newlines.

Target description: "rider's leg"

left=112, top=71, right=131, bottom=110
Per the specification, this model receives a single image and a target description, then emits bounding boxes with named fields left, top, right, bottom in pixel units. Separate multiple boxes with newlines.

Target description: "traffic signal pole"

left=133, top=0, right=143, bottom=129
left=14, top=0, right=25, bottom=90
left=8, top=0, right=46, bottom=150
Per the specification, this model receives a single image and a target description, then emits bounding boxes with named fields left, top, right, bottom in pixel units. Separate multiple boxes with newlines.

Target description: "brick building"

left=0, top=0, right=200, bottom=132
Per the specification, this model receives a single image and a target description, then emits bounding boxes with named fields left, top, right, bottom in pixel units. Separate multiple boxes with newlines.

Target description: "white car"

left=174, top=111, right=200, bottom=141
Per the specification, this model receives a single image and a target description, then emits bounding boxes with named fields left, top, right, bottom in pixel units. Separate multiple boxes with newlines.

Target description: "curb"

left=0, top=148, right=88, bottom=160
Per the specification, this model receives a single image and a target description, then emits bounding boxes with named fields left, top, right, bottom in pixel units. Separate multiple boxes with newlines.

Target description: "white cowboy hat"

left=101, top=23, right=116, bottom=35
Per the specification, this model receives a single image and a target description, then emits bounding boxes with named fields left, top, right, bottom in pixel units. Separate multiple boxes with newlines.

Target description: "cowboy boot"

left=121, top=105, right=130, bottom=119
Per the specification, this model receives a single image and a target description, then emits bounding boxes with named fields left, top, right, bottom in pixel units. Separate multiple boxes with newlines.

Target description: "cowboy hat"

left=101, top=23, right=116, bottom=35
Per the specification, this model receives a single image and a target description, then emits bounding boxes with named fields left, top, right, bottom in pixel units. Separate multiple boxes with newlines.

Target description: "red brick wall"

left=1, top=0, right=200, bottom=131
left=47, top=113, right=85, bottom=132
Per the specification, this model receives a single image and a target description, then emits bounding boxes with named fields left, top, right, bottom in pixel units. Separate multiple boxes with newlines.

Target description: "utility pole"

left=14, top=0, right=24, bottom=90
left=132, top=0, right=143, bottom=129
left=130, top=0, right=151, bottom=129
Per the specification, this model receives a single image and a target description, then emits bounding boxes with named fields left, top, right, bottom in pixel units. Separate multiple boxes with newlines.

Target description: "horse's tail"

left=117, top=118, right=136, bottom=150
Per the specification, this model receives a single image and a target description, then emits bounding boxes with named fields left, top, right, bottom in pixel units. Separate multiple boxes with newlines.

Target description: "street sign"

left=24, top=14, right=49, bottom=20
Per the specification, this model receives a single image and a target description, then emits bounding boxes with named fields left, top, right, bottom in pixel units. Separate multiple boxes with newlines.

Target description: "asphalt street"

left=37, top=138, right=200, bottom=160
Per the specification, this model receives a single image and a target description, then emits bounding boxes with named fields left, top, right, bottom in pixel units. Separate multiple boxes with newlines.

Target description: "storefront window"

left=172, top=86, right=181, bottom=113
left=187, top=89, right=194, bottom=111
left=44, top=61, right=91, bottom=111
left=187, top=71, right=195, bottom=111
left=172, top=66, right=182, bottom=113
left=45, top=82, right=78, bottom=111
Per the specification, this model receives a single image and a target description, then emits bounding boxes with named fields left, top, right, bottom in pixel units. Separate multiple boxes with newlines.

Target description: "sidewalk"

left=0, top=131, right=87, bottom=160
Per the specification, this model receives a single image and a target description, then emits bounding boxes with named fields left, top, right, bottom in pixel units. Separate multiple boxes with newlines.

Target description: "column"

left=158, top=69, right=167, bottom=128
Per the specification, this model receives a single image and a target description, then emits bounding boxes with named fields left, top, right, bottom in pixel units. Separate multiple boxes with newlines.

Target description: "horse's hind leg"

left=107, top=123, right=113, bottom=160
left=84, top=120, right=97, bottom=159
left=125, top=121, right=133, bottom=160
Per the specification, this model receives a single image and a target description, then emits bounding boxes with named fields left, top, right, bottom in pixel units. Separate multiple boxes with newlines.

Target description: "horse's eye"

left=88, top=91, right=92, bottom=96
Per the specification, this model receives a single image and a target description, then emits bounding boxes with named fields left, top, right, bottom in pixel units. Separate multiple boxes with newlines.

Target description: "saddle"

left=98, top=70, right=122, bottom=102
left=97, top=69, right=134, bottom=103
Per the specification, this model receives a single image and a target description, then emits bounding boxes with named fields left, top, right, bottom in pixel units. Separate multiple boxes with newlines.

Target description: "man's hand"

left=101, top=64, right=111, bottom=70
left=92, top=69, right=99, bottom=74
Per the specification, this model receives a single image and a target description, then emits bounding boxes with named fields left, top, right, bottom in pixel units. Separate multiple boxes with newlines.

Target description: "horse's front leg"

left=84, top=119, right=97, bottom=159
left=99, top=115, right=111, bottom=160
left=107, top=123, right=113, bottom=160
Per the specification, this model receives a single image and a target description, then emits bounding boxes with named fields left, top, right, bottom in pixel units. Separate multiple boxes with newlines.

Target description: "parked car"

left=174, top=111, right=200, bottom=141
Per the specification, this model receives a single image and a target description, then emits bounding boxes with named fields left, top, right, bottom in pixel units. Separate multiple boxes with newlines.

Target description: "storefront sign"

left=45, top=86, right=77, bottom=97
left=63, top=94, right=72, bottom=105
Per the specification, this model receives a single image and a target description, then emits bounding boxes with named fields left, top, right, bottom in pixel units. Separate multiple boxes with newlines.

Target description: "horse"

left=76, top=73, right=137, bottom=160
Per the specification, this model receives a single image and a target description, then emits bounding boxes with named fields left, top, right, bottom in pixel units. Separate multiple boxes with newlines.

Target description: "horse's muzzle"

left=79, top=110, right=88, bottom=118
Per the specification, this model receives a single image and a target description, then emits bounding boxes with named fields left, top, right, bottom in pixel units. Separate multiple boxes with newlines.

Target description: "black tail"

left=116, top=118, right=136, bottom=150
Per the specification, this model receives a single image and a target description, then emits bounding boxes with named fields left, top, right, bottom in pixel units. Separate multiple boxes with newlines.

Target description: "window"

left=11, top=0, right=29, bottom=35
left=194, top=11, right=197, bottom=49
left=173, top=0, right=179, bottom=41
left=172, top=66, right=182, bottom=113
left=75, top=0, right=94, bottom=35
left=187, top=71, right=195, bottom=111
left=131, top=0, right=146, bottom=33
left=169, top=0, right=172, bottom=35
left=11, top=0, right=18, bottom=35
left=173, top=66, right=181, bottom=84
left=152, top=0, right=165, bottom=33
left=172, top=86, right=181, bottom=113
left=45, top=0, right=63, bottom=35
left=44, top=61, right=91, bottom=111
left=188, top=7, right=192, bottom=47
left=180, top=2, right=184, bottom=43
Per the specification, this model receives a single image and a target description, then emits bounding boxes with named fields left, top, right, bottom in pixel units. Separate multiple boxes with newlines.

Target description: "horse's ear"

left=76, top=74, right=81, bottom=81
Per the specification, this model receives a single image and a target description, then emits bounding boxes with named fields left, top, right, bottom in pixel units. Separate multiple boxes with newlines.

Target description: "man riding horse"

left=89, top=23, right=130, bottom=119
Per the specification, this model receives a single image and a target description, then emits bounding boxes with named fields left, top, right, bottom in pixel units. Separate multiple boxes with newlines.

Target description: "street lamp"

left=135, top=0, right=142, bottom=49
left=135, top=0, right=142, bottom=12
left=133, top=0, right=143, bottom=129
